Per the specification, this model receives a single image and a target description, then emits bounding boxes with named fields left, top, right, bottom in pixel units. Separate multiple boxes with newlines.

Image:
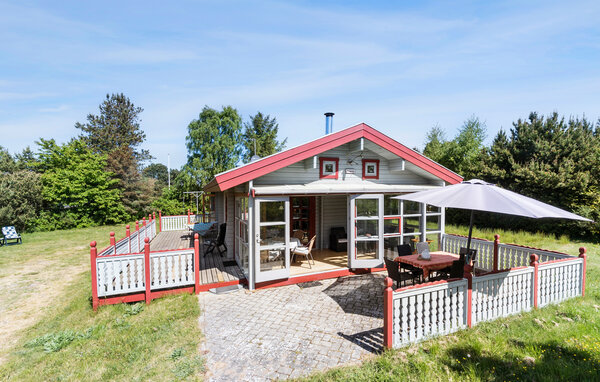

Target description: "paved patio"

left=199, top=273, right=386, bottom=381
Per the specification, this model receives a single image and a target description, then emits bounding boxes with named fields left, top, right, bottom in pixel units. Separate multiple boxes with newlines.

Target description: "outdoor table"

left=394, top=251, right=459, bottom=280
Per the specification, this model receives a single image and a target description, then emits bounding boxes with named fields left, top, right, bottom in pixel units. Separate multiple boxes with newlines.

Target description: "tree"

left=180, top=106, right=243, bottom=189
left=143, top=163, right=180, bottom=186
left=241, top=112, right=287, bottom=162
left=75, top=93, right=154, bottom=218
left=35, top=139, right=127, bottom=230
left=423, top=116, right=487, bottom=179
left=151, top=187, right=186, bottom=216
left=0, top=170, right=43, bottom=232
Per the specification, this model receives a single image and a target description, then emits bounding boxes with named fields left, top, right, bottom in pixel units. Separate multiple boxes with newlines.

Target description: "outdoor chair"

left=397, top=244, right=423, bottom=284
left=292, top=235, right=316, bottom=268
left=329, top=227, right=347, bottom=252
left=459, top=247, right=478, bottom=267
left=431, top=258, right=466, bottom=281
left=384, top=257, right=414, bottom=288
left=1, top=226, right=22, bottom=245
left=204, top=223, right=227, bottom=257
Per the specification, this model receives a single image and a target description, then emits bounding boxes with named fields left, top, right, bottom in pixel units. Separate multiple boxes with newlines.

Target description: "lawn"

left=0, top=226, right=204, bottom=382
left=301, top=225, right=600, bottom=382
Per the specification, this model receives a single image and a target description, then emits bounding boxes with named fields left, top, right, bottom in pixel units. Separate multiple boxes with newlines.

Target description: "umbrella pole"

left=467, top=210, right=474, bottom=251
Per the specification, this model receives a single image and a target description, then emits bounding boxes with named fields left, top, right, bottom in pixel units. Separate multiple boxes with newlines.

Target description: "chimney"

left=324, top=112, right=334, bottom=134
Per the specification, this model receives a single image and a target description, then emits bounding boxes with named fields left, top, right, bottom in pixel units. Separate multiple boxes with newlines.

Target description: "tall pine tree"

left=241, top=112, right=287, bottom=162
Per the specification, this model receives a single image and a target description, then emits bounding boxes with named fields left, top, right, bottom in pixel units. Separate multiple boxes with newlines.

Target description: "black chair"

left=459, top=247, right=477, bottom=266
left=205, top=223, right=227, bottom=257
left=329, top=227, right=347, bottom=252
left=384, top=258, right=414, bottom=288
left=397, top=244, right=423, bottom=284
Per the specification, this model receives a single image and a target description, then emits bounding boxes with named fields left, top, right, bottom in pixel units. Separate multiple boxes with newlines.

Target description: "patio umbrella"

left=393, top=179, right=592, bottom=250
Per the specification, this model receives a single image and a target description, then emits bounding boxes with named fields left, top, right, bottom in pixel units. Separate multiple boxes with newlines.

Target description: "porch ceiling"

left=252, top=183, right=440, bottom=195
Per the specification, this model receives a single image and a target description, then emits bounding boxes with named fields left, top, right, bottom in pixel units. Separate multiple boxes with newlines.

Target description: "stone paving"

left=199, top=273, right=386, bottom=381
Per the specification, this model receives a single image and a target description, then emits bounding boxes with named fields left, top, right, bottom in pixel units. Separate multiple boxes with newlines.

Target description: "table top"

left=394, top=251, right=459, bottom=268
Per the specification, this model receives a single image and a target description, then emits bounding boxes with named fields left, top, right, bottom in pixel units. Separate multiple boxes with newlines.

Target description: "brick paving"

left=199, top=273, right=386, bottom=381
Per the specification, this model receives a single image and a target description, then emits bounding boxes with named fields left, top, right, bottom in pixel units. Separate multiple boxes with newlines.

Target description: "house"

left=203, top=116, right=463, bottom=290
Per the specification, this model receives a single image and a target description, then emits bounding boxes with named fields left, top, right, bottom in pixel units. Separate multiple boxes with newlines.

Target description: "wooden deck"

left=149, top=230, right=245, bottom=288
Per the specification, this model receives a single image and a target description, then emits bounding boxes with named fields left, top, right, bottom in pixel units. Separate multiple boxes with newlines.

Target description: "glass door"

left=254, top=197, right=290, bottom=282
left=348, top=194, right=384, bottom=268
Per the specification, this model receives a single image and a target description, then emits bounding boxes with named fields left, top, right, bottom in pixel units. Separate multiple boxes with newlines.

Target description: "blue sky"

left=1, top=0, right=599, bottom=168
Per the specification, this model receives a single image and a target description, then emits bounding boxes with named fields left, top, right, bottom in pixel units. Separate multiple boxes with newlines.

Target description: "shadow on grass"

left=443, top=340, right=600, bottom=381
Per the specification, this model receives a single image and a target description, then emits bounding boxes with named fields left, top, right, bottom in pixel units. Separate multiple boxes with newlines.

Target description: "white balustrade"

left=161, top=215, right=189, bottom=231
left=538, top=258, right=584, bottom=307
left=96, top=254, right=145, bottom=297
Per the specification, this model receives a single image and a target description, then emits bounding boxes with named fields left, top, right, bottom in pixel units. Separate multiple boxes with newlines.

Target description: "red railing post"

left=90, top=241, right=99, bottom=311
left=493, top=234, right=500, bottom=271
left=579, top=247, right=587, bottom=297
left=144, top=237, right=151, bottom=305
left=126, top=225, right=131, bottom=253
left=194, top=233, right=200, bottom=294
left=464, top=264, right=473, bottom=327
left=158, top=210, right=162, bottom=232
left=383, top=277, right=393, bottom=349
left=110, top=232, right=116, bottom=255
left=530, top=254, right=539, bottom=308
left=135, top=221, right=140, bottom=252
left=188, top=209, right=191, bottom=224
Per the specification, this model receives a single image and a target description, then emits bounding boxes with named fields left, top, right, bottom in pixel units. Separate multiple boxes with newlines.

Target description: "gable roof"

left=204, top=123, right=463, bottom=192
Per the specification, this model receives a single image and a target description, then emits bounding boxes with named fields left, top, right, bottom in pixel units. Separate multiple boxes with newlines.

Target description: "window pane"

left=260, top=201, right=285, bottom=222
left=426, top=233, right=441, bottom=252
left=403, top=216, right=421, bottom=234
left=260, top=224, right=286, bottom=245
left=402, top=235, right=419, bottom=254
left=426, top=204, right=440, bottom=213
left=403, top=200, right=420, bottom=215
left=356, top=220, right=378, bottom=237
left=384, top=236, right=401, bottom=260
left=241, top=243, right=249, bottom=275
left=259, top=248, right=285, bottom=271
left=356, top=199, right=378, bottom=217
left=384, top=218, right=401, bottom=234
left=426, top=215, right=440, bottom=231
left=384, top=195, right=400, bottom=215
left=356, top=241, right=377, bottom=260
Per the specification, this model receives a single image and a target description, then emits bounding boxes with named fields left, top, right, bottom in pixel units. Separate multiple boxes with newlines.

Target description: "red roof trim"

left=205, top=123, right=462, bottom=192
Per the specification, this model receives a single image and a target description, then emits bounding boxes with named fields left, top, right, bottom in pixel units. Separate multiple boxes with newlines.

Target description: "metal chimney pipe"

left=324, top=112, right=334, bottom=134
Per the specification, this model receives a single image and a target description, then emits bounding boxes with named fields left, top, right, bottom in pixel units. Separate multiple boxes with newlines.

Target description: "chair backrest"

left=459, top=247, right=477, bottom=264
left=292, top=230, right=304, bottom=240
left=384, top=257, right=402, bottom=282
left=330, top=227, right=346, bottom=237
left=2, top=226, right=18, bottom=239
left=397, top=244, right=412, bottom=257
left=216, top=223, right=227, bottom=244
left=449, top=259, right=466, bottom=279
left=307, top=235, right=316, bottom=251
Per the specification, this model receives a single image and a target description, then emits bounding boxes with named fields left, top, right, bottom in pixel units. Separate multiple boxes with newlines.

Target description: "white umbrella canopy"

left=393, top=179, right=592, bottom=249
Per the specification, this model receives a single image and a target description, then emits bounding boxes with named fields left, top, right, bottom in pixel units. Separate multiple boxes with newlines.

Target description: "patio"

left=199, top=273, right=385, bottom=381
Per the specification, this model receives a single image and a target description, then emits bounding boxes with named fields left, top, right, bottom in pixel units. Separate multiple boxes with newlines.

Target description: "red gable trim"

left=206, top=123, right=462, bottom=192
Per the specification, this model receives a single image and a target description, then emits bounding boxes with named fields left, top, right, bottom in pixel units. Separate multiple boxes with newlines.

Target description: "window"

left=362, top=159, right=380, bottom=180
left=319, top=157, right=339, bottom=179
left=383, top=194, right=401, bottom=259
left=235, top=197, right=249, bottom=275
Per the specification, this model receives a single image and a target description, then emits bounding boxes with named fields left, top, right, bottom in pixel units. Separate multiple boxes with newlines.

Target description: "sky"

left=1, top=0, right=599, bottom=169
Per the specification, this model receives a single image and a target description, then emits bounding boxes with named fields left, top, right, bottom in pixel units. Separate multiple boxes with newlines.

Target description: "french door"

left=254, top=197, right=291, bottom=282
left=348, top=194, right=384, bottom=269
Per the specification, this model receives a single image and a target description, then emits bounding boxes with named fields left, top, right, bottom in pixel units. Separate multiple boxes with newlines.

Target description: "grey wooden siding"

left=321, top=195, right=348, bottom=249
left=254, top=141, right=437, bottom=186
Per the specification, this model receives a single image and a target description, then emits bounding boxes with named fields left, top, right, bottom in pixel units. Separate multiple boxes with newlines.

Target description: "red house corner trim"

left=319, top=157, right=339, bottom=179
left=362, top=159, right=380, bottom=180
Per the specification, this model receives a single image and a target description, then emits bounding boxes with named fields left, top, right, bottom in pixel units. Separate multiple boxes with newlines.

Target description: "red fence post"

left=110, top=232, right=116, bottom=255
left=144, top=237, right=151, bottom=305
left=530, top=254, right=539, bottom=308
left=194, top=233, right=200, bottom=294
left=464, top=264, right=473, bottom=328
left=126, top=225, right=131, bottom=253
left=188, top=209, right=191, bottom=224
left=158, top=210, right=162, bottom=232
left=579, top=247, right=587, bottom=297
left=493, top=234, right=500, bottom=271
left=90, top=241, right=99, bottom=311
left=383, top=277, right=393, bottom=349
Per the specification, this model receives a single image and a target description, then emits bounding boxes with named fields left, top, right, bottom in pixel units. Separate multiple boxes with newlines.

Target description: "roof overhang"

left=204, top=123, right=462, bottom=192
left=252, top=183, right=440, bottom=196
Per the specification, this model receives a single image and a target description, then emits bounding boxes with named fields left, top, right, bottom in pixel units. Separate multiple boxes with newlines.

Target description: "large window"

left=383, top=195, right=402, bottom=260
left=425, top=204, right=443, bottom=251
left=235, top=197, right=249, bottom=275
left=354, top=197, right=379, bottom=260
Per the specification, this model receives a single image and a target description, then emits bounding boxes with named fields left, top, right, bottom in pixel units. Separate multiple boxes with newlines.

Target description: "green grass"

left=301, top=225, right=600, bottom=382
left=0, top=225, right=204, bottom=381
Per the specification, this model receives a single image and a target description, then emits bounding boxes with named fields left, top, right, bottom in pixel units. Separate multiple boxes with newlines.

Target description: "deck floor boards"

left=149, top=230, right=244, bottom=287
